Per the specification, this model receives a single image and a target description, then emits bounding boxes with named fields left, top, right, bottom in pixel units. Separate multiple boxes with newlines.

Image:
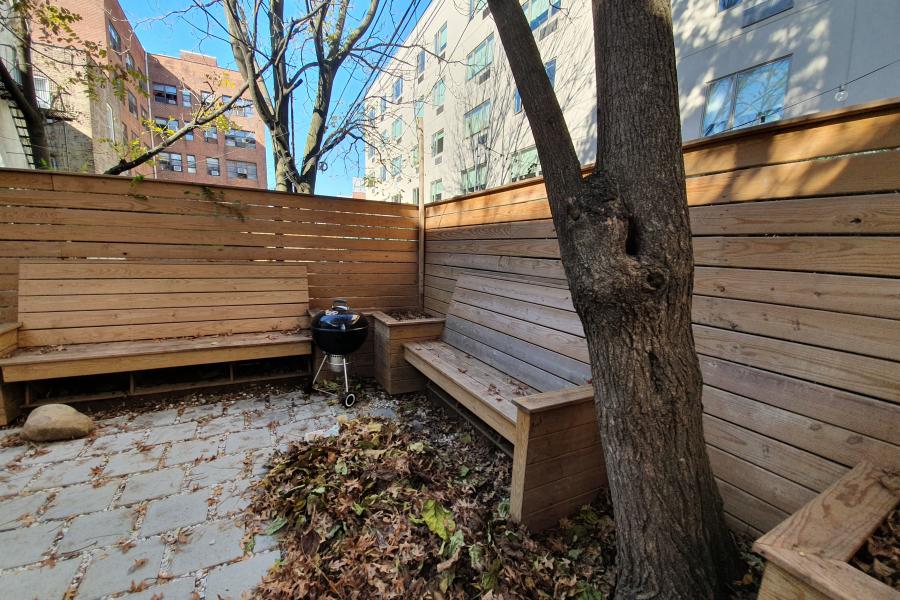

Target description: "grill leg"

left=341, top=357, right=350, bottom=394
left=306, top=353, right=329, bottom=394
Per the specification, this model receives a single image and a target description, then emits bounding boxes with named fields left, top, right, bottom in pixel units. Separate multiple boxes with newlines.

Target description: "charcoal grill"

left=306, top=299, right=369, bottom=407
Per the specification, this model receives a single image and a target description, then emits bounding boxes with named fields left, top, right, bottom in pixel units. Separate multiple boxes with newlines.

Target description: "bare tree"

left=486, top=0, right=739, bottom=598
left=223, top=0, right=380, bottom=193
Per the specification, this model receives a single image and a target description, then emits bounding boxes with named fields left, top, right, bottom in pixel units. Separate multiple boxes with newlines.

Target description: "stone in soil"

left=163, top=436, right=220, bottom=466
left=144, top=421, right=198, bottom=446
left=0, top=463, right=40, bottom=496
left=20, top=439, right=86, bottom=465
left=28, top=456, right=105, bottom=490
left=103, top=445, right=165, bottom=477
left=0, top=491, right=48, bottom=530
left=140, top=490, right=210, bottom=537
left=22, top=404, right=95, bottom=442
left=205, top=550, right=281, bottom=599
left=58, top=506, right=137, bottom=554
left=119, top=576, right=196, bottom=600
left=197, top=414, right=246, bottom=438
left=224, top=428, right=273, bottom=454
left=167, top=519, right=246, bottom=575
left=186, top=453, right=246, bottom=486
left=116, top=467, right=185, bottom=506
left=76, top=537, right=165, bottom=599
left=41, top=480, right=119, bottom=521
left=0, top=521, right=62, bottom=568
left=0, top=556, right=81, bottom=599
left=86, top=429, right=147, bottom=455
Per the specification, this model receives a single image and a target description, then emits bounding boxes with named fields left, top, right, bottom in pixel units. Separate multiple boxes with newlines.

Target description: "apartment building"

left=365, top=0, right=900, bottom=203
left=29, top=0, right=266, bottom=188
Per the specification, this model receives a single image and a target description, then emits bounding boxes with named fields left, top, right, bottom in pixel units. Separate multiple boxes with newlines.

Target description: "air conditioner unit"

left=539, top=19, right=558, bottom=40
left=477, top=69, right=491, bottom=84
left=210, top=169, right=220, bottom=176
left=436, top=105, right=444, bottom=115
left=173, top=164, right=182, bottom=172
left=477, top=133, right=488, bottom=145
left=434, top=155, right=442, bottom=165
left=418, top=74, right=424, bottom=83
left=482, top=6, right=490, bottom=18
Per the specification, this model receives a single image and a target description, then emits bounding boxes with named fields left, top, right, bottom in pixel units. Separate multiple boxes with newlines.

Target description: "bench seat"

left=404, top=340, right=536, bottom=442
left=0, top=331, right=312, bottom=382
left=402, top=274, right=607, bottom=531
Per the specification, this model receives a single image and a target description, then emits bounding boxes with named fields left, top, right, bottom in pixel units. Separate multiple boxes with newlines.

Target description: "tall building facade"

left=29, top=0, right=267, bottom=188
left=365, top=0, right=900, bottom=203
left=0, top=0, right=33, bottom=169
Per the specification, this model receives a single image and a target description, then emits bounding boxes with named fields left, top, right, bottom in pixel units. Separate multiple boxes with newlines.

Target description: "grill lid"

left=311, top=299, right=368, bottom=332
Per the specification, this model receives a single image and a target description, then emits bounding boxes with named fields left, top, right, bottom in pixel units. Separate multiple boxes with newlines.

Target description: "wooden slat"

left=19, top=317, right=308, bottom=347
left=451, top=287, right=584, bottom=336
left=456, top=274, right=574, bottom=310
left=700, top=356, right=900, bottom=446
left=18, top=261, right=308, bottom=280
left=427, top=219, right=556, bottom=241
left=18, top=291, right=306, bottom=312
left=693, top=236, right=900, bottom=276
left=717, top=478, right=789, bottom=534
left=755, top=461, right=898, bottom=561
left=686, top=150, right=900, bottom=205
left=703, top=385, right=900, bottom=468
left=427, top=252, right=565, bottom=282
left=693, top=267, right=900, bottom=320
left=693, top=295, right=900, bottom=361
left=427, top=238, right=561, bottom=258
left=683, top=106, right=900, bottom=176
left=21, top=304, right=308, bottom=329
left=19, top=278, right=308, bottom=296
left=694, top=325, right=899, bottom=402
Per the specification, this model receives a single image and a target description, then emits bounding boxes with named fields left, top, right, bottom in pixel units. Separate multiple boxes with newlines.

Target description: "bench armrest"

left=0, top=322, right=20, bottom=358
left=513, top=384, right=594, bottom=413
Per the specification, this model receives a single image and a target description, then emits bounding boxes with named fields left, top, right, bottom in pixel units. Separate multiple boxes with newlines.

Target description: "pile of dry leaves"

left=249, top=416, right=616, bottom=599
left=852, top=506, right=899, bottom=589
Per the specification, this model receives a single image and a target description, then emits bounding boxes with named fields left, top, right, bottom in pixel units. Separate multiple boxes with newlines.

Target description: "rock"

left=22, top=404, right=95, bottom=442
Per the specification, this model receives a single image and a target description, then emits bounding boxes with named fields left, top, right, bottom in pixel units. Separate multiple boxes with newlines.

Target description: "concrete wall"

left=366, top=0, right=900, bottom=202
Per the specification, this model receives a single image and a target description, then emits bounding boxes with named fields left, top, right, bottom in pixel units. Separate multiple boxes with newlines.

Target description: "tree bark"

left=487, top=1, right=739, bottom=598
left=297, top=66, right=335, bottom=194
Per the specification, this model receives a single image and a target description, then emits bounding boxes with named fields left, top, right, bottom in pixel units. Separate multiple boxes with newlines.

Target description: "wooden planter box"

left=753, top=461, right=900, bottom=600
left=372, top=312, right=445, bottom=395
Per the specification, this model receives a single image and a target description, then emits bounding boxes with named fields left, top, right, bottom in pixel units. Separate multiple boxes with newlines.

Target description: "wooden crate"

left=372, top=312, right=445, bottom=395
left=753, top=461, right=900, bottom=600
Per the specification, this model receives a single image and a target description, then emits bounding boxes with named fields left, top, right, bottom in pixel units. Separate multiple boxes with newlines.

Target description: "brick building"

left=31, top=0, right=266, bottom=188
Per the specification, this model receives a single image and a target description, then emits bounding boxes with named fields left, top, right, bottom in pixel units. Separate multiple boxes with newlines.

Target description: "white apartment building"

left=364, top=0, right=900, bottom=203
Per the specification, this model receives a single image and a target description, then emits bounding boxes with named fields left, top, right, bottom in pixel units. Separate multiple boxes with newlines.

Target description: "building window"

left=182, top=89, right=192, bottom=107
left=522, top=0, right=561, bottom=31
left=108, top=21, right=122, bottom=52
left=433, top=79, right=445, bottom=111
left=368, top=106, right=376, bottom=121
left=153, top=83, right=178, bottom=105
left=515, top=59, right=555, bottom=113
left=106, top=103, right=114, bottom=139
left=393, top=77, right=403, bottom=102
left=225, top=129, right=256, bottom=148
left=33, top=75, right=51, bottom=109
left=417, top=50, right=426, bottom=76
left=185, top=128, right=194, bottom=141
left=719, top=0, right=742, bottom=10
left=412, top=188, right=420, bottom=205
left=380, top=96, right=387, bottom=114
left=231, top=98, right=254, bottom=117
left=464, top=100, right=491, bottom=138
left=469, top=0, right=487, bottom=18
left=227, top=160, right=258, bottom=180
left=510, top=146, right=541, bottom=182
left=141, top=107, right=148, bottom=127
left=158, top=152, right=183, bottom=172
left=204, top=127, right=218, bottom=143
left=434, top=23, right=447, bottom=57
left=702, top=56, right=791, bottom=136
left=391, top=193, right=402, bottom=203
left=186, top=154, right=197, bottom=173
left=125, top=53, right=135, bottom=72
left=207, top=157, right=220, bottom=176
left=380, top=164, right=387, bottom=181
left=200, top=91, right=213, bottom=105
left=154, top=117, right=178, bottom=135
left=466, top=35, right=494, bottom=81
left=127, top=91, right=137, bottom=115
left=415, top=97, right=424, bottom=118
left=430, top=179, right=443, bottom=203
left=461, top=164, right=487, bottom=194
left=431, top=129, right=444, bottom=157
left=390, top=157, right=402, bottom=178
left=391, top=118, right=403, bottom=141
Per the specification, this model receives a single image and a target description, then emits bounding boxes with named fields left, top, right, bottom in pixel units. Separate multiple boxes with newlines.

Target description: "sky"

left=123, top=0, right=431, bottom=196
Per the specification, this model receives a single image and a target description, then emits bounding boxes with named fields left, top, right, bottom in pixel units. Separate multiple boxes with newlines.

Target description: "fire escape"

left=0, top=43, right=34, bottom=166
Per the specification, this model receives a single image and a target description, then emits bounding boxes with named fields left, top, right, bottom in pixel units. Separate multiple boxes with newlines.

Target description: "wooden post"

left=417, top=117, right=425, bottom=311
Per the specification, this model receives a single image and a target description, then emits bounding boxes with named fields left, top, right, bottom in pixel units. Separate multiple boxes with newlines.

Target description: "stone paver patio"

left=0, top=386, right=346, bottom=599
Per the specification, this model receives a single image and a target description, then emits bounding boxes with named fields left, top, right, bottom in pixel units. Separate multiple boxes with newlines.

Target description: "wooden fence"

left=423, top=99, right=900, bottom=536
left=0, top=170, right=419, bottom=323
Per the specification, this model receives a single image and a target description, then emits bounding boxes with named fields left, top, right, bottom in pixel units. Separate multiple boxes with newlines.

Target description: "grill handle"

left=332, top=298, right=349, bottom=312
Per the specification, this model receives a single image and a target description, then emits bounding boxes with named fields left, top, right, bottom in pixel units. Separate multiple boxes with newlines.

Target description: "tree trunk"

left=297, top=67, right=335, bottom=194
left=487, top=1, right=739, bottom=598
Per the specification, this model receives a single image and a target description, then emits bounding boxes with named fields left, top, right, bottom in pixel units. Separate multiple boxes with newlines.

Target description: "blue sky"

left=123, top=0, right=430, bottom=196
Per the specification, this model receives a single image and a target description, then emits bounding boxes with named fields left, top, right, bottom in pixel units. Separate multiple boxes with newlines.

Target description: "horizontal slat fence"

left=0, top=170, right=419, bottom=322
left=423, top=99, right=900, bottom=536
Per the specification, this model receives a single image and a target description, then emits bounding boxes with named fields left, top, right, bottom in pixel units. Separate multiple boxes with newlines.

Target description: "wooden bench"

left=404, top=274, right=606, bottom=530
left=0, top=260, right=312, bottom=422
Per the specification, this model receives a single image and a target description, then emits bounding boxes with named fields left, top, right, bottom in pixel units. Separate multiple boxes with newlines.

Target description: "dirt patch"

left=387, top=309, right=434, bottom=321
left=852, top=505, right=899, bottom=590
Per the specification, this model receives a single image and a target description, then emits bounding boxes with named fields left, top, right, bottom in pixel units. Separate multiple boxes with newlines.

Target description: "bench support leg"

left=0, top=381, right=23, bottom=426
left=510, top=396, right=607, bottom=532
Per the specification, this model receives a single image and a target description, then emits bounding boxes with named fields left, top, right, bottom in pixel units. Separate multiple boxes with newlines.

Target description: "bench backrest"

left=443, top=274, right=590, bottom=392
left=16, top=260, right=309, bottom=347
